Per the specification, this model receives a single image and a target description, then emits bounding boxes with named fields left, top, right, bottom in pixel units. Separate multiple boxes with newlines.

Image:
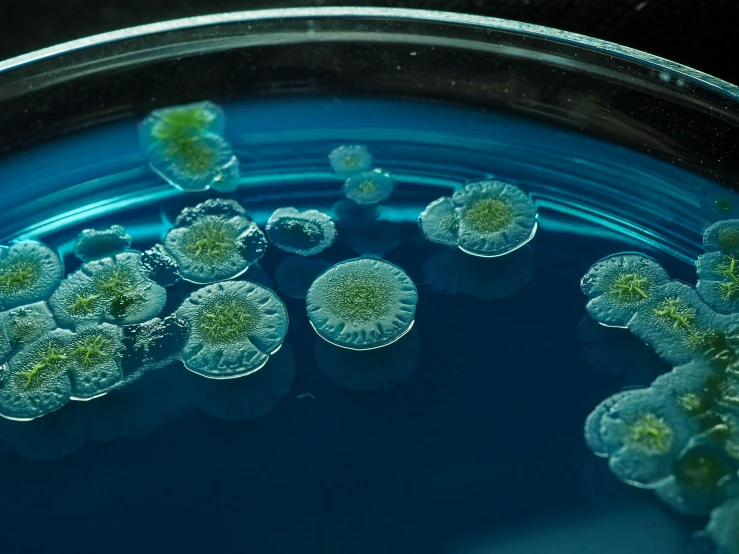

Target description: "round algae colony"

left=265, top=207, right=337, bottom=257
left=581, top=253, right=670, bottom=328
left=176, top=280, right=288, bottom=379
left=139, top=101, right=240, bottom=192
left=164, top=199, right=267, bottom=284
left=328, top=144, right=373, bottom=178
left=306, top=258, right=418, bottom=350
left=418, top=180, right=538, bottom=257
left=0, top=241, right=63, bottom=310
left=343, top=169, right=395, bottom=206
left=582, top=218, right=739, bottom=543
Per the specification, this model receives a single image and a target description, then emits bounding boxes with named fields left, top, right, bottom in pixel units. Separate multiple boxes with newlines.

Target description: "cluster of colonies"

left=582, top=219, right=739, bottom=551
left=418, top=180, right=538, bottom=257
left=140, top=101, right=240, bottom=192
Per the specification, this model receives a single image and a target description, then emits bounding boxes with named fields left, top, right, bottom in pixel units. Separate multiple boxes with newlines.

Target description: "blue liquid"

left=0, top=97, right=726, bottom=553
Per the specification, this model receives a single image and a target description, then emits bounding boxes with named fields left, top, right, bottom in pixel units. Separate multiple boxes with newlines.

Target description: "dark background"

left=1, top=0, right=737, bottom=84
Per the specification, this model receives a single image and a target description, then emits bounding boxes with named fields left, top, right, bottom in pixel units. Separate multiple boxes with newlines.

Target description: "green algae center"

left=16, top=341, right=68, bottom=391
left=170, top=137, right=219, bottom=174
left=72, top=334, right=113, bottom=370
left=626, top=412, right=674, bottom=455
left=0, top=259, right=39, bottom=295
left=609, top=272, right=650, bottom=303
left=198, top=298, right=261, bottom=345
left=182, top=218, right=238, bottom=264
left=462, top=197, right=512, bottom=234
left=327, top=274, right=395, bottom=325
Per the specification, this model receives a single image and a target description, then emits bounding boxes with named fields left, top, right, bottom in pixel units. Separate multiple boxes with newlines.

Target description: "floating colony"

left=582, top=218, right=739, bottom=549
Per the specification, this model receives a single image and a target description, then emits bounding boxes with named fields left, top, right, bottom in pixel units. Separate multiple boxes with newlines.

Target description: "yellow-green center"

left=0, top=258, right=39, bottom=296
left=610, top=272, right=650, bottom=303
left=328, top=274, right=394, bottom=325
left=626, top=412, right=673, bottom=454
left=198, top=299, right=261, bottom=345
left=182, top=219, right=237, bottom=264
left=462, top=197, right=512, bottom=234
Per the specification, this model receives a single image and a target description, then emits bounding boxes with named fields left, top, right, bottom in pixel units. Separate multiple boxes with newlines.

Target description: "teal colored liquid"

left=0, top=97, right=731, bottom=553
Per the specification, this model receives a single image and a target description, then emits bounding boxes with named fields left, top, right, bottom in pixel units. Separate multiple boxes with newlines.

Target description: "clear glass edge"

left=0, top=7, right=737, bottom=102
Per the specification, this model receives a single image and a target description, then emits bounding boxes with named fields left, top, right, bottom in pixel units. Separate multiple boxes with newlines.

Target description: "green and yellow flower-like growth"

left=181, top=218, right=238, bottom=265
left=71, top=334, right=113, bottom=370
left=198, top=299, right=261, bottom=346
left=460, top=197, right=513, bottom=235
left=625, top=412, right=674, bottom=455
left=16, top=340, right=69, bottom=391
left=0, top=259, right=39, bottom=296
left=610, top=272, right=651, bottom=303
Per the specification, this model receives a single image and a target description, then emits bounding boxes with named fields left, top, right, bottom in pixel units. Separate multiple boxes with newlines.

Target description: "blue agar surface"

left=0, top=96, right=728, bottom=554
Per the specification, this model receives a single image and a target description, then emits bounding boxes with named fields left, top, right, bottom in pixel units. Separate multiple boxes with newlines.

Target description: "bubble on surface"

left=347, top=222, right=401, bottom=258
left=343, top=169, right=395, bottom=205
left=147, top=133, right=240, bottom=192
left=120, top=314, right=189, bottom=385
left=581, top=253, right=670, bottom=328
left=164, top=199, right=260, bottom=284
left=697, top=251, right=739, bottom=314
left=0, top=329, right=74, bottom=421
left=0, top=301, right=57, bottom=363
left=0, top=240, right=64, bottom=310
left=139, top=243, right=181, bottom=287
left=418, top=196, right=459, bottom=248
left=627, top=281, right=727, bottom=366
left=265, top=207, right=337, bottom=256
left=67, top=324, right=123, bottom=400
left=306, top=258, right=417, bottom=350
left=706, top=497, right=739, bottom=554
left=275, top=256, right=333, bottom=300
left=328, top=144, right=373, bottom=178
left=176, top=280, right=288, bottom=379
left=423, top=246, right=534, bottom=300
left=80, top=252, right=167, bottom=325
left=139, top=101, right=226, bottom=149
left=453, top=180, right=538, bottom=257
left=195, top=344, right=295, bottom=421
left=655, top=439, right=739, bottom=516
left=315, top=328, right=419, bottom=391
left=597, top=386, right=699, bottom=488
left=704, top=220, right=739, bottom=256
left=73, top=225, right=132, bottom=263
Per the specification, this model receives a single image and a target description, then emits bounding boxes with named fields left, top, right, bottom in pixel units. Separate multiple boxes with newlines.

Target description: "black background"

left=1, top=0, right=737, bottom=84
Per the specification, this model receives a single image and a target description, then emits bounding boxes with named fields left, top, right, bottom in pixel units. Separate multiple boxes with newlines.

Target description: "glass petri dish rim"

left=0, top=6, right=737, bottom=102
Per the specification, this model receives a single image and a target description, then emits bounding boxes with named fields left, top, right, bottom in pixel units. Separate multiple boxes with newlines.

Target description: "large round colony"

left=582, top=218, right=739, bottom=539
left=419, top=180, right=538, bottom=257
left=306, top=258, right=417, bottom=350
left=163, top=199, right=267, bottom=284
left=176, top=280, right=288, bottom=379
left=139, top=101, right=240, bottom=192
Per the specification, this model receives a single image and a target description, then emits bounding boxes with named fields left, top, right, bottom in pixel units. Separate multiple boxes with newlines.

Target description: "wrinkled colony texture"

left=49, top=251, right=167, bottom=327
left=73, top=225, right=132, bottom=263
left=67, top=324, right=124, bottom=400
left=581, top=253, right=671, bottom=328
left=176, top=280, right=288, bottom=379
left=139, top=101, right=239, bottom=192
left=164, top=199, right=266, bottom=283
left=306, top=258, right=418, bottom=350
left=343, top=169, right=395, bottom=205
left=265, top=207, right=337, bottom=257
left=418, top=181, right=538, bottom=256
left=0, top=241, right=64, bottom=310
left=328, top=144, right=373, bottom=178
left=0, top=301, right=57, bottom=363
